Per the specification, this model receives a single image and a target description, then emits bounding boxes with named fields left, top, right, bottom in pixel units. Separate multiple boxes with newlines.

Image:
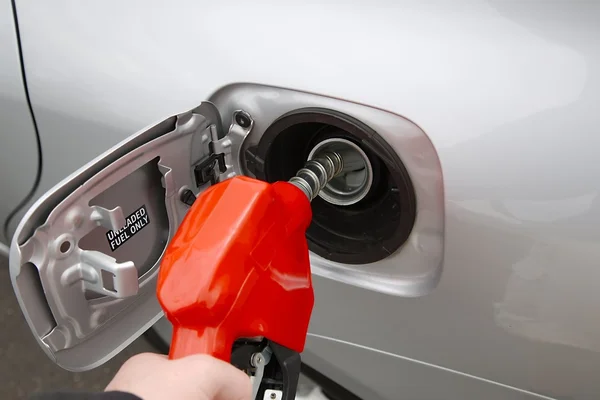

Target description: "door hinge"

left=193, top=150, right=226, bottom=187
left=190, top=110, right=254, bottom=191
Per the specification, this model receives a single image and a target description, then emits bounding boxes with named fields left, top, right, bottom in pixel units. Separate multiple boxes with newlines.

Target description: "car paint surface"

left=0, top=0, right=39, bottom=247
left=4, top=1, right=600, bottom=399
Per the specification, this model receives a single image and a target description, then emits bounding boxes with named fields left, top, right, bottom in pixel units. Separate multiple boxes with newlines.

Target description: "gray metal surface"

left=0, top=1, right=39, bottom=247
left=301, top=333, right=551, bottom=400
left=7, top=1, right=600, bottom=399
left=9, top=104, right=249, bottom=371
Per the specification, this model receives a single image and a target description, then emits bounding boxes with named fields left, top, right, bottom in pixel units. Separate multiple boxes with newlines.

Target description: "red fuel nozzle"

left=156, top=151, right=343, bottom=399
left=157, top=176, right=315, bottom=361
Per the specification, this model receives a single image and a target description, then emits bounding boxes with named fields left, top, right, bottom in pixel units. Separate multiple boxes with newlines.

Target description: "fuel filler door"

left=9, top=103, right=252, bottom=371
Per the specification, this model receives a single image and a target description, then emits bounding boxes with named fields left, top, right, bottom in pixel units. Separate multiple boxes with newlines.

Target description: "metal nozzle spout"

left=288, top=152, right=344, bottom=201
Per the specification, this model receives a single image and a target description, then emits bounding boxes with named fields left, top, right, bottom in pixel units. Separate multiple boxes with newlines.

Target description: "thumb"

left=176, top=354, right=252, bottom=400
left=106, top=352, right=252, bottom=400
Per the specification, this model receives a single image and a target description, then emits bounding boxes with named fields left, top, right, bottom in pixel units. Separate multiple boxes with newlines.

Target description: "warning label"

left=106, top=205, right=150, bottom=251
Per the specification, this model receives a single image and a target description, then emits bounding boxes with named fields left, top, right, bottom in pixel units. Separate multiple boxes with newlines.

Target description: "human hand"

left=105, top=352, right=252, bottom=400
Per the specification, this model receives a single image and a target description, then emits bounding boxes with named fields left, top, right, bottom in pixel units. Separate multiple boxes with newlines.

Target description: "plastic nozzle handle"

left=156, top=176, right=315, bottom=362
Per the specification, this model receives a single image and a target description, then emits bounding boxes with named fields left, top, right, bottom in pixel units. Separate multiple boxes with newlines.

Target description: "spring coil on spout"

left=289, top=152, right=344, bottom=201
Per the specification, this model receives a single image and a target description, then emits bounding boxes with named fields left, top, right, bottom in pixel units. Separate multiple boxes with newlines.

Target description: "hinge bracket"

left=193, top=151, right=226, bottom=187
left=190, top=110, right=254, bottom=191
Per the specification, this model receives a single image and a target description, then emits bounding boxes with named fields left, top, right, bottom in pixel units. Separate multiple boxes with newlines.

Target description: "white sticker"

left=105, top=205, right=150, bottom=251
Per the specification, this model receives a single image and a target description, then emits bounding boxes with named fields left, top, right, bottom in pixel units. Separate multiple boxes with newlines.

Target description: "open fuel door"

left=9, top=103, right=253, bottom=371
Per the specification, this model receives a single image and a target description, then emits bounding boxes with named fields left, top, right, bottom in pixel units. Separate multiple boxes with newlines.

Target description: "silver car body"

left=1, top=1, right=599, bottom=399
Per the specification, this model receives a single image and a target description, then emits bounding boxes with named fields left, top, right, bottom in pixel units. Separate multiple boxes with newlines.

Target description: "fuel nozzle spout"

left=288, top=151, right=344, bottom=201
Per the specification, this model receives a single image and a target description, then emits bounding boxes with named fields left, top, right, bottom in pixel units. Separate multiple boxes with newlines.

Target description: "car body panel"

left=301, top=334, right=550, bottom=400
left=9, top=1, right=600, bottom=398
left=0, top=0, right=39, bottom=248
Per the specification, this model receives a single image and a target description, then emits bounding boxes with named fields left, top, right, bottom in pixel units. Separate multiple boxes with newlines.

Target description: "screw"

left=234, top=111, right=252, bottom=128
left=180, top=189, right=196, bottom=206
left=270, top=393, right=277, bottom=399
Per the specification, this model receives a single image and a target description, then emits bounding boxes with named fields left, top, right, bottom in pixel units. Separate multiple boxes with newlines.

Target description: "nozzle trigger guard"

left=231, top=339, right=301, bottom=400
